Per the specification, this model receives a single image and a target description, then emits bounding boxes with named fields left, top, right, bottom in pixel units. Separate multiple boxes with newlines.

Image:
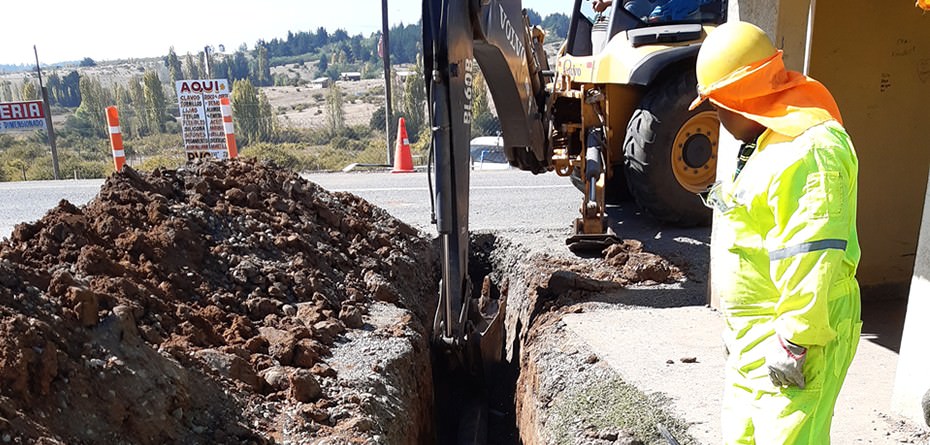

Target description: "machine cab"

left=568, top=0, right=728, bottom=56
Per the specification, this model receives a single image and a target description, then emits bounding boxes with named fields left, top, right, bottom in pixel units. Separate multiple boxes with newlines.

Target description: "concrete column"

left=892, top=166, right=930, bottom=426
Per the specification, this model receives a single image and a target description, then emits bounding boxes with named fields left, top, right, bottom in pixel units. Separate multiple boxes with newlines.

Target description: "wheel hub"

left=672, top=111, right=719, bottom=193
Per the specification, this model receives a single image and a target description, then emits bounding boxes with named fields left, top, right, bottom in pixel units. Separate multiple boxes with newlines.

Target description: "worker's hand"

left=766, top=334, right=807, bottom=389
left=592, top=0, right=613, bottom=13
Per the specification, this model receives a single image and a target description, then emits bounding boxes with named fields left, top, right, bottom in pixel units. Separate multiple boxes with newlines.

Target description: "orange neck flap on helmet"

left=691, top=50, right=843, bottom=138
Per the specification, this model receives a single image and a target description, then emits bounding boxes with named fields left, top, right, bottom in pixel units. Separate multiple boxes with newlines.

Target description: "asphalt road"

left=303, top=169, right=579, bottom=235
left=0, top=169, right=581, bottom=241
left=0, top=179, right=105, bottom=239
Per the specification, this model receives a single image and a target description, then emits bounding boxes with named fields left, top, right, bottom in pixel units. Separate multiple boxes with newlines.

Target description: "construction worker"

left=691, top=21, right=862, bottom=444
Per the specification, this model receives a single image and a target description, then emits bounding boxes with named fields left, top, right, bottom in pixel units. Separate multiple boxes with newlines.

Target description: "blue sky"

left=0, top=0, right=569, bottom=66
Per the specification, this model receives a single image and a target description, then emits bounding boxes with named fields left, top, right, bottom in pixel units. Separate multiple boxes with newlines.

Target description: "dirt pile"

left=0, top=159, right=437, bottom=444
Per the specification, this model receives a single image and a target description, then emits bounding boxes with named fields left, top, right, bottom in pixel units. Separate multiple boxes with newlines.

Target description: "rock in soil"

left=0, top=159, right=437, bottom=444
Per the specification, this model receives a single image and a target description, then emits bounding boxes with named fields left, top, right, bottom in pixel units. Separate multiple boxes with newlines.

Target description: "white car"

left=469, top=136, right=511, bottom=170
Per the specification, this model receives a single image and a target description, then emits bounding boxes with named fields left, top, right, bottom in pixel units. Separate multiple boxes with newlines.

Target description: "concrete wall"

left=807, top=1, right=930, bottom=298
left=892, top=166, right=930, bottom=425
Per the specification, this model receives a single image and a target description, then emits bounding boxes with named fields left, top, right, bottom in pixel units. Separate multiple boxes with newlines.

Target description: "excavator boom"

left=424, top=0, right=550, bottom=350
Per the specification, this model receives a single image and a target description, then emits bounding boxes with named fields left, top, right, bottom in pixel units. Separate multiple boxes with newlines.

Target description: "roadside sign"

left=0, top=100, right=47, bottom=132
left=176, top=79, right=230, bottom=161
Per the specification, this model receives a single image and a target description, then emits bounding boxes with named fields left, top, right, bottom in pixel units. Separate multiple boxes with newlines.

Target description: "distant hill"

left=1, top=61, right=82, bottom=75
left=0, top=64, right=34, bottom=74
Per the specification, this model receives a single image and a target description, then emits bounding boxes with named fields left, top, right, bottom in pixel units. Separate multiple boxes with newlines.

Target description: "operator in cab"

left=693, top=21, right=861, bottom=444
left=592, top=0, right=708, bottom=22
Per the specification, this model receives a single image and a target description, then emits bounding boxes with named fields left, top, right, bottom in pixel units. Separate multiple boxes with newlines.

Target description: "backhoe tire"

left=623, top=69, right=718, bottom=226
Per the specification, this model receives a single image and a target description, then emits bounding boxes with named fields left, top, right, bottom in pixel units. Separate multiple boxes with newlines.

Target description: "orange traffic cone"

left=392, top=117, right=415, bottom=173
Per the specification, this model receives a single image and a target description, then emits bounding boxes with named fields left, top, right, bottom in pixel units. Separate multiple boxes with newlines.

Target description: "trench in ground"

left=427, top=233, right=526, bottom=445
left=418, top=232, right=699, bottom=445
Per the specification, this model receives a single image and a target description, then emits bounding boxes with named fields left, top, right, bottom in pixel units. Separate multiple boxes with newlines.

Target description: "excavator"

left=423, top=0, right=726, bottom=441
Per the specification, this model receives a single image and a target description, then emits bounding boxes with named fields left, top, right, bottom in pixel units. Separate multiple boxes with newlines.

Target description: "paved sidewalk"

left=563, top=302, right=929, bottom=444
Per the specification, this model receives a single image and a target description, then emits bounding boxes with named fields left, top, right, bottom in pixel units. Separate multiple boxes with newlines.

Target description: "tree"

left=325, top=83, right=345, bottom=137
left=312, top=27, right=329, bottom=47
left=229, top=52, right=250, bottom=81
left=142, top=70, right=167, bottom=133
left=0, top=81, right=12, bottom=102
left=525, top=8, right=542, bottom=25
left=318, top=54, right=329, bottom=74
left=197, top=50, right=208, bottom=78
left=184, top=52, right=201, bottom=79
left=254, top=44, right=271, bottom=86
left=113, top=83, right=134, bottom=139
left=59, top=71, right=82, bottom=107
left=401, top=55, right=427, bottom=142
left=231, top=79, right=275, bottom=144
left=21, top=80, right=39, bottom=101
left=471, top=69, right=499, bottom=138
left=542, top=13, right=570, bottom=39
left=72, top=76, right=110, bottom=137
left=46, top=72, right=61, bottom=105
left=79, top=57, right=97, bottom=67
left=164, top=47, right=184, bottom=84
left=129, top=75, right=151, bottom=137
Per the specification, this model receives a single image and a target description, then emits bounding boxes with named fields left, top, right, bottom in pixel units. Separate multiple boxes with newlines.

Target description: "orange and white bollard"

left=220, top=97, right=238, bottom=159
left=105, top=106, right=125, bottom=172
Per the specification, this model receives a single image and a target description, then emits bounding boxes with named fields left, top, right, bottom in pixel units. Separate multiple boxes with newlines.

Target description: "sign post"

left=176, top=79, right=231, bottom=161
left=34, top=46, right=60, bottom=180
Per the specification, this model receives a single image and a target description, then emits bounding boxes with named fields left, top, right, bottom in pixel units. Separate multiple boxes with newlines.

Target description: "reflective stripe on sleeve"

left=769, top=239, right=847, bottom=261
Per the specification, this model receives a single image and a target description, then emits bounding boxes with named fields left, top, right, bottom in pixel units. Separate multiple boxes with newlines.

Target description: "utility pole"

left=203, top=45, right=212, bottom=78
left=381, top=0, right=393, bottom=165
left=34, top=45, right=60, bottom=180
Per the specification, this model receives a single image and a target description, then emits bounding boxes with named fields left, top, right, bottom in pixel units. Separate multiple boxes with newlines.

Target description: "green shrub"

left=240, top=142, right=308, bottom=171
left=138, top=153, right=185, bottom=171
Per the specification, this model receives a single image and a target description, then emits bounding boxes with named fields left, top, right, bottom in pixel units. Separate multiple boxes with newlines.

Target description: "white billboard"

left=176, top=79, right=230, bottom=161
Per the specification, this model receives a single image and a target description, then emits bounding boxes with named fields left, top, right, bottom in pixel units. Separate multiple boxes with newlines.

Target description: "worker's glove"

left=766, top=335, right=807, bottom=389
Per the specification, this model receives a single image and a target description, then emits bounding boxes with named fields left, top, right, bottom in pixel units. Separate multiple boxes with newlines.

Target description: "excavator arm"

left=423, top=0, right=550, bottom=352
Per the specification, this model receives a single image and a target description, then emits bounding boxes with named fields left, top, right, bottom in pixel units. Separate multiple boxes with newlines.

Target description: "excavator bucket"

left=565, top=131, right=620, bottom=254
left=566, top=224, right=621, bottom=254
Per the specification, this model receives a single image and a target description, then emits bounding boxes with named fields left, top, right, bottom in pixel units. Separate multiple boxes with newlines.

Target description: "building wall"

left=807, top=1, right=930, bottom=298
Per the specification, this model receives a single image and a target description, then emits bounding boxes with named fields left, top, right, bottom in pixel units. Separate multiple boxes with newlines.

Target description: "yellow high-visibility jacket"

left=710, top=120, right=862, bottom=443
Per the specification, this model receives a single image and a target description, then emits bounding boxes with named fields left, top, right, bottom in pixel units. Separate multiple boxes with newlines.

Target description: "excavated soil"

left=0, top=157, right=690, bottom=444
left=0, top=159, right=437, bottom=444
